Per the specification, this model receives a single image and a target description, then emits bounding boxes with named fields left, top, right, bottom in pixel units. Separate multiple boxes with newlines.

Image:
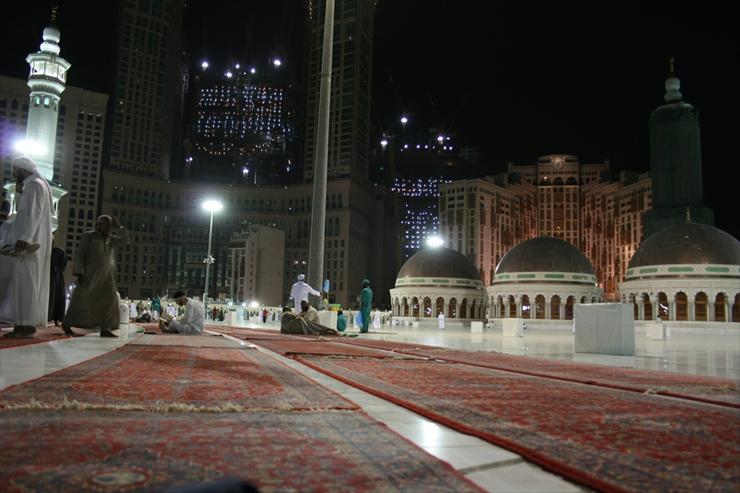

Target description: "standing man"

left=438, top=311, right=445, bottom=330
left=159, top=291, right=205, bottom=335
left=289, top=274, right=321, bottom=313
left=359, top=279, right=373, bottom=334
left=48, top=239, right=67, bottom=326
left=2, top=157, right=53, bottom=338
left=62, top=215, right=128, bottom=337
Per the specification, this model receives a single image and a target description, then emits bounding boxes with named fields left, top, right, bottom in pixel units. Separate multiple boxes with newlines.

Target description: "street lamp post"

left=202, top=199, right=223, bottom=313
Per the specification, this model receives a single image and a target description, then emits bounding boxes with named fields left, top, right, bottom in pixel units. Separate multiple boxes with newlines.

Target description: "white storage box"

left=502, top=318, right=524, bottom=337
left=645, top=322, right=667, bottom=340
left=574, top=303, right=634, bottom=356
left=318, top=311, right=338, bottom=330
left=470, top=321, right=483, bottom=333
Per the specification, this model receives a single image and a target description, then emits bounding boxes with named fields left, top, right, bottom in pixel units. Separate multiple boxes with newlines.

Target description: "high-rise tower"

left=106, top=0, right=184, bottom=178
left=644, top=59, right=713, bottom=236
left=303, top=0, right=375, bottom=182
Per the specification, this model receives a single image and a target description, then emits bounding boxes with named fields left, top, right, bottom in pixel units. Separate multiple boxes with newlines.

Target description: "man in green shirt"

left=359, top=279, right=373, bottom=333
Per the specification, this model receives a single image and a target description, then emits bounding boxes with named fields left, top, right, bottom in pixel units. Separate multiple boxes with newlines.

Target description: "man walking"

left=62, top=215, right=128, bottom=337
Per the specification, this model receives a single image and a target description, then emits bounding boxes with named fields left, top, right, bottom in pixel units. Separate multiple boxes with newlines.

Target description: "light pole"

left=307, top=0, right=335, bottom=307
left=202, top=199, right=223, bottom=313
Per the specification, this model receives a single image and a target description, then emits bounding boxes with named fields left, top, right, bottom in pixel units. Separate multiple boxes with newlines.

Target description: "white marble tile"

left=423, top=445, right=520, bottom=470
left=465, top=461, right=585, bottom=493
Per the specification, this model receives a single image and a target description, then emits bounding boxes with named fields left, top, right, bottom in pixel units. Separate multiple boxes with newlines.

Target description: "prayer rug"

left=0, top=346, right=354, bottom=411
left=0, top=325, right=97, bottom=349
left=339, top=340, right=740, bottom=407
left=210, top=326, right=320, bottom=341
left=297, top=355, right=740, bottom=493
left=130, top=334, right=247, bottom=348
left=0, top=410, right=484, bottom=493
left=251, top=339, right=411, bottom=358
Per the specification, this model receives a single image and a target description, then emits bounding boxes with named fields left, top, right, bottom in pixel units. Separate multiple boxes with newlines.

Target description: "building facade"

left=229, top=225, right=285, bottom=306
left=106, top=0, right=184, bottom=178
left=186, top=64, right=297, bottom=184
left=100, top=171, right=390, bottom=308
left=304, top=0, right=375, bottom=182
left=439, top=155, right=652, bottom=298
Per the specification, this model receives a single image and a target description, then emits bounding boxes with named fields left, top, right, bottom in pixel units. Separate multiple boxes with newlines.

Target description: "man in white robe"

left=289, top=274, right=321, bottom=313
left=160, top=291, right=205, bottom=335
left=2, top=157, right=53, bottom=338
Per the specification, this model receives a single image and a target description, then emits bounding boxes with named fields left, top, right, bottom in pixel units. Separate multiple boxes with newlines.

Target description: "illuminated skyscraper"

left=187, top=63, right=296, bottom=184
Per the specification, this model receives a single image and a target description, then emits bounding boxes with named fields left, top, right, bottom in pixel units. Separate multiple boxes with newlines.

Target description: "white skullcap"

left=297, top=274, right=305, bottom=281
left=11, top=156, right=40, bottom=175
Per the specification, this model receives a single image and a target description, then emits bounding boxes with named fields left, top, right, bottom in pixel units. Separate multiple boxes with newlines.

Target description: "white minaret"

left=7, top=7, right=70, bottom=229
left=24, top=6, right=70, bottom=181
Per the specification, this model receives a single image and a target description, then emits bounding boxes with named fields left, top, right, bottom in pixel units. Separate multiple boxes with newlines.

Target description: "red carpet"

left=297, top=355, right=740, bottom=493
left=252, top=339, right=405, bottom=358
left=0, top=325, right=94, bottom=349
left=210, top=326, right=320, bottom=341
left=339, top=339, right=740, bottom=407
left=0, top=345, right=354, bottom=411
left=0, top=410, right=484, bottom=493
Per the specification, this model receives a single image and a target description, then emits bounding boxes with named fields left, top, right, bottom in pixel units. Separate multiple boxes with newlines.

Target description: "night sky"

left=1, top=1, right=737, bottom=236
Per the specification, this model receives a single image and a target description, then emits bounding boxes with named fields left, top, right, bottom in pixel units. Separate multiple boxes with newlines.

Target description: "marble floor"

left=1, top=322, right=738, bottom=492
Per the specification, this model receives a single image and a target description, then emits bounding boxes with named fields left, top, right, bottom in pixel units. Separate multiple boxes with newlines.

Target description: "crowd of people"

left=0, top=157, right=387, bottom=340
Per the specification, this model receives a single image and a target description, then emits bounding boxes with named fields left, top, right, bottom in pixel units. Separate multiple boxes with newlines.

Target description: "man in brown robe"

left=62, top=215, right=128, bottom=337
left=280, top=300, right=339, bottom=335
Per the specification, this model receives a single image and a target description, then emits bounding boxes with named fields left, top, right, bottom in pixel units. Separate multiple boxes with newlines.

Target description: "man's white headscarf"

left=11, top=156, right=42, bottom=177
left=11, top=156, right=52, bottom=208
left=297, top=274, right=305, bottom=281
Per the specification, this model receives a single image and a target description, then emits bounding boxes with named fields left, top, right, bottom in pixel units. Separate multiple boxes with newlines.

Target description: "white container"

left=470, top=321, right=483, bottom=333
left=574, top=303, right=635, bottom=356
left=119, top=302, right=130, bottom=326
left=502, top=318, right=524, bottom=337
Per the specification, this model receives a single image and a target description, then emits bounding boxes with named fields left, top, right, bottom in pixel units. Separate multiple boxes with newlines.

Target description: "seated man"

left=280, top=300, right=338, bottom=336
left=159, top=291, right=204, bottom=335
left=336, top=309, right=347, bottom=332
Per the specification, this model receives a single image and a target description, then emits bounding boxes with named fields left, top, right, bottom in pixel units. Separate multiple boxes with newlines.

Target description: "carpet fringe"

left=0, top=396, right=354, bottom=414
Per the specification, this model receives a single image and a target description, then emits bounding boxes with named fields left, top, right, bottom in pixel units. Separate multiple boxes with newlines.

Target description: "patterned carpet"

left=0, top=410, right=484, bottom=493
left=0, top=345, right=354, bottom=411
left=252, top=339, right=407, bottom=358
left=0, top=325, right=93, bottom=349
left=130, top=333, right=247, bottom=348
left=339, top=339, right=740, bottom=407
left=298, top=355, right=740, bottom=493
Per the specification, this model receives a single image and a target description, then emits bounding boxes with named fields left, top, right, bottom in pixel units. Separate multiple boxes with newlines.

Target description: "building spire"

left=50, top=4, right=58, bottom=24
left=664, top=56, right=683, bottom=103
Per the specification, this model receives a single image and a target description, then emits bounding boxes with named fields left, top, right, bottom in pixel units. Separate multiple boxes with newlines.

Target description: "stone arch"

left=402, top=297, right=409, bottom=317
left=551, top=295, right=561, bottom=320
left=521, top=295, right=530, bottom=319
left=714, top=293, right=726, bottom=322
left=534, top=295, right=546, bottom=319
left=393, top=298, right=400, bottom=317
left=694, top=292, right=708, bottom=321
left=591, top=296, right=597, bottom=303
left=471, top=299, right=477, bottom=319
left=423, top=297, right=432, bottom=317
left=642, top=292, right=653, bottom=320
left=675, top=292, right=688, bottom=321
left=580, top=296, right=588, bottom=304
left=565, top=295, right=575, bottom=320
left=497, top=296, right=505, bottom=318
left=508, top=295, right=517, bottom=318
left=657, top=292, right=669, bottom=320
left=435, top=297, right=444, bottom=317
left=412, top=297, right=419, bottom=318
left=448, top=298, right=457, bottom=318
left=733, top=294, right=740, bottom=322
left=460, top=298, right=468, bottom=319
left=630, top=293, right=638, bottom=319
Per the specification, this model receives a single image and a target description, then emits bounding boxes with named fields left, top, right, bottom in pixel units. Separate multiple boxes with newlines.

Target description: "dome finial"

left=50, top=3, right=58, bottom=25
left=664, top=56, right=682, bottom=103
